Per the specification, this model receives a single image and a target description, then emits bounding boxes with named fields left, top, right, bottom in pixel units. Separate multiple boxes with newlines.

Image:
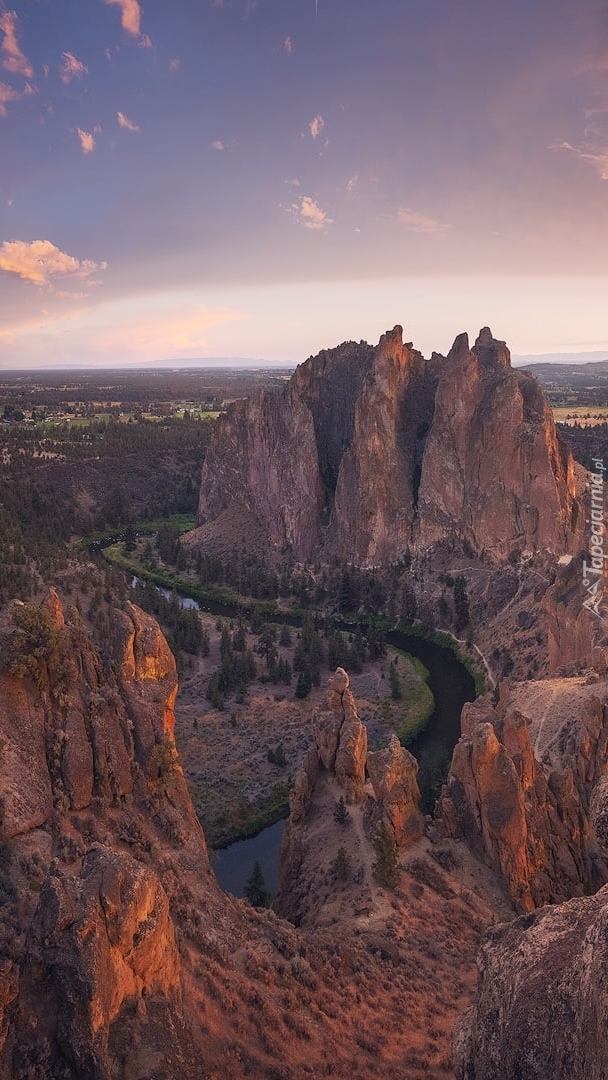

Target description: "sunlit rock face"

left=0, top=590, right=215, bottom=1078
left=438, top=681, right=608, bottom=912
left=367, top=734, right=424, bottom=846
left=195, top=325, right=579, bottom=566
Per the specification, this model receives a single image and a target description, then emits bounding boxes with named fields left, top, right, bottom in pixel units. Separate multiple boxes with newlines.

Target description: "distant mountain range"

left=514, top=351, right=608, bottom=367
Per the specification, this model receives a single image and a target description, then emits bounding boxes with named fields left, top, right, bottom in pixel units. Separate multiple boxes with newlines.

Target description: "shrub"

left=332, top=847, right=352, bottom=881
left=372, top=821, right=399, bottom=887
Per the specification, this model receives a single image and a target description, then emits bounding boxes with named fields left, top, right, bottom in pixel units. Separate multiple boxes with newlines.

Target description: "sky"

left=1, top=0, right=608, bottom=369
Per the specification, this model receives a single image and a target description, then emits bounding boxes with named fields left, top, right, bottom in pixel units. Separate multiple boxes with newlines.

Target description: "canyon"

left=1, top=323, right=608, bottom=1079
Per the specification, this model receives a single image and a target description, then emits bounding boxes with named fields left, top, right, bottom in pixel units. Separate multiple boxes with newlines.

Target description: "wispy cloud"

left=287, top=195, right=332, bottom=230
left=284, top=36, right=293, bottom=56
left=104, top=0, right=142, bottom=38
left=0, top=78, right=33, bottom=115
left=346, top=173, right=359, bottom=195
left=77, top=128, right=96, bottom=153
left=59, top=51, right=87, bottom=84
left=309, top=114, right=324, bottom=139
left=0, top=239, right=107, bottom=287
left=212, top=139, right=224, bottom=151
left=397, top=207, right=452, bottom=234
left=117, top=110, right=140, bottom=132
left=551, top=136, right=608, bottom=181
left=169, top=57, right=181, bottom=72
left=0, top=9, right=33, bottom=77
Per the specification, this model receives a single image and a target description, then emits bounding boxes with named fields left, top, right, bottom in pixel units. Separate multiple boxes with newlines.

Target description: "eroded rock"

left=367, top=734, right=424, bottom=846
left=454, top=886, right=608, bottom=1080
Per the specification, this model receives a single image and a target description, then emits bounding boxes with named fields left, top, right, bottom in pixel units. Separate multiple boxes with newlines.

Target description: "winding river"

left=212, top=625, right=476, bottom=898
left=127, top=574, right=476, bottom=896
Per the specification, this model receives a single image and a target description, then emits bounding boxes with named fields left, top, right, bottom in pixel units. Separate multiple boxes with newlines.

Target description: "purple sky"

left=1, top=0, right=608, bottom=367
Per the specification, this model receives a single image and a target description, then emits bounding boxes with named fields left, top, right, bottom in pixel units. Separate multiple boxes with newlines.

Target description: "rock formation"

left=367, top=734, right=424, bottom=846
left=0, top=589, right=215, bottom=1077
left=194, top=325, right=579, bottom=566
left=0, top=597, right=491, bottom=1079
left=278, top=669, right=425, bottom=922
left=438, top=680, right=608, bottom=911
left=543, top=552, right=608, bottom=673
left=453, top=884, right=608, bottom=1080
left=312, top=667, right=368, bottom=804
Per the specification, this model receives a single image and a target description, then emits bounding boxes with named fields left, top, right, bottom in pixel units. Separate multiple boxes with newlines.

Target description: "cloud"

left=346, top=173, right=359, bottom=195
left=0, top=239, right=107, bottom=287
left=77, top=128, right=96, bottom=153
left=169, top=57, right=181, bottom=71
left=139, top=33, right=152, bottom=48
left=104, top=0, right=142, bottom=38
left=212, top=139, right=224, bottom=151
left=0, top=77, right=33, bottom=115
left=59, top=51, right=87, bottom=84
left=117, top=110, right=140, bottom=132
left=309, top=114, right=324, bottom=139
left=288, top=195, right=332, bottom=230
left=397, top=207, right=452, bottom=234
left=0, top=9, right=33, bottom=77
left=284, top=36, right=293, bottom=56
left=551, top=137, right=608, bottom=181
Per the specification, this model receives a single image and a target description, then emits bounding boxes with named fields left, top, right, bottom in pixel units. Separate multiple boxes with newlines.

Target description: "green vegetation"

left=333, top=796, right=349, bottom=825
left=267, top=742, right=286, bottom=767
left=372, top=821, right=399, bottom=888
left=243, top=860, right=270, bottom=907
left=208, top=781, right=290, bottom=847
left=0, top=602, right=69, bottom=697
left=331, top=847, right=352, bottom=882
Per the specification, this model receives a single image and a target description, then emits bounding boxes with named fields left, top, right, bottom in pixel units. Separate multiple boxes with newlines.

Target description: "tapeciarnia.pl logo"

left=582, top=458, right=606, bottom=619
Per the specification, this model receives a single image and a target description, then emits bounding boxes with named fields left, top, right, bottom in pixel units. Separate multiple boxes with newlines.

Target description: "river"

left=128, top=575, right=476, bottom=896
left=212, top=627, right=476, bottom=898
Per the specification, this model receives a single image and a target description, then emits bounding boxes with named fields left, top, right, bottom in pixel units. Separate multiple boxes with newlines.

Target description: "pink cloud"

left=117, top=110, right=140, bottom=132
left=59, top=51, right=87, bottom=84
left=0, top=239, right=107, bottom=286
left=77, top=128, right=96, bottom=153
left=104, top=0, right=141, bottom=38
left=0, top=9, right=33, bottom=77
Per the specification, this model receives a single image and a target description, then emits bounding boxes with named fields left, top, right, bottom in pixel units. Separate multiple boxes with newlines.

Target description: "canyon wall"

left=438, top=678, right=608, bottom=912
left=195, top=325, right=579, bottom=566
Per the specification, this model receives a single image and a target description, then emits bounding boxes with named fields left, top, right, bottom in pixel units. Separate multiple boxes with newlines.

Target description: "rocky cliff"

left=277, top=668, right=423, bottom=925
left=438, top=678, right=608, bottom=912
left=195, top=325, right=578, bottom=566
left=0, top=590, right=215, bottom=1077
left=454, top=881, right=608, bottom=1080
left=0, top=593, right=494, bottom=1080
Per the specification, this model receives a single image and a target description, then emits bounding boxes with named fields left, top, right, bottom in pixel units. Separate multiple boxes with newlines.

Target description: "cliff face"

left=0, top=590, right=214, bottom=1078
left=331, top=327, right=435, bottom=564
left=195, top=325, right=578, bottom=566
left=454, top=885, right=608, bottom=1080
left=0, top=594, right=476, bottom=1080
left=415, top=328, right=577, bottom=560
left=438, top=679, right=608, bottom=912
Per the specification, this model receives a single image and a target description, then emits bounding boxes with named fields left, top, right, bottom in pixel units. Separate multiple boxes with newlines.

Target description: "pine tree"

left=243, top=860, right=269, bottom=907
left=389, top=661, right=402, bottom=700
left=333, top=795, right=349, bottom=825
left=332, top=847, right=352, bottom=881
left=372, top=821, right=399, bottom=887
